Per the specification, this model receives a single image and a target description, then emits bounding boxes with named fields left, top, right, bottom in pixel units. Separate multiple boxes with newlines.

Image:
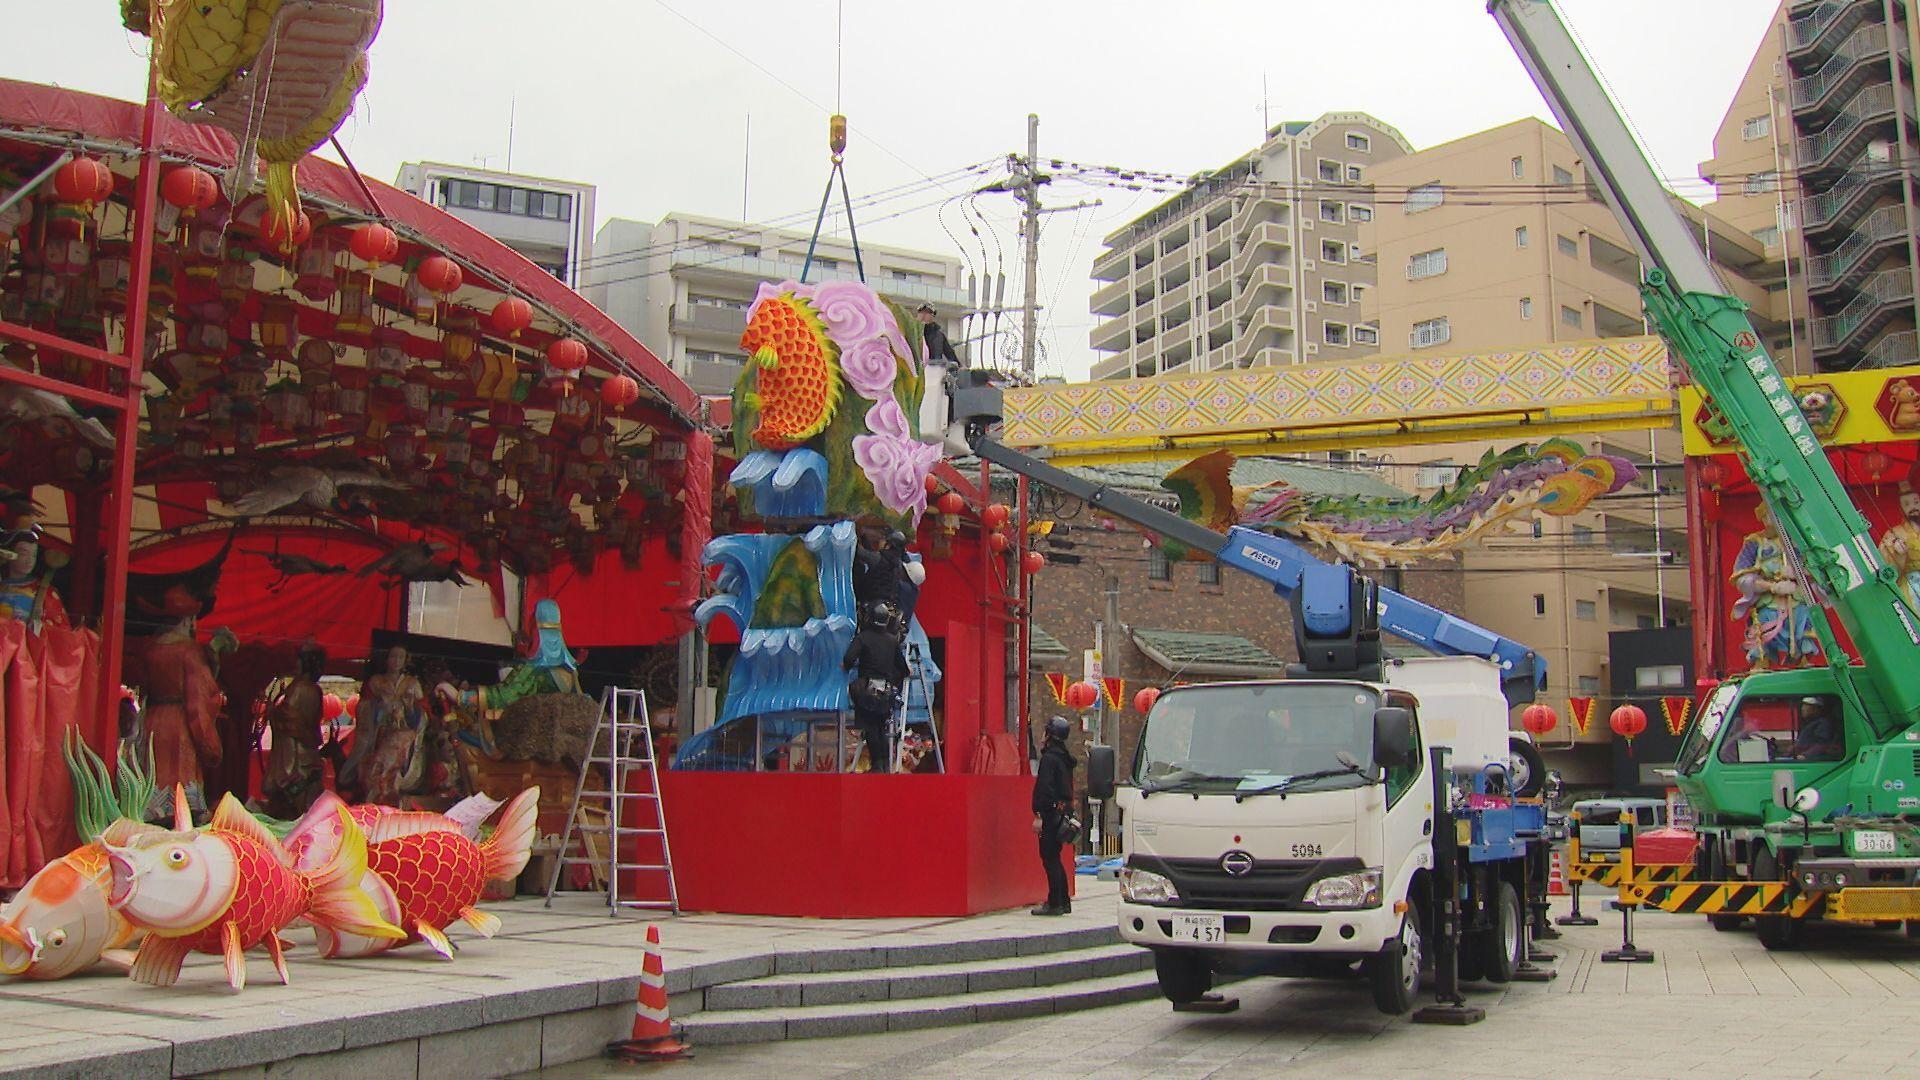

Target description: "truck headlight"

left=1118, top=867, right=1179, bottom=903
left=1302, top=869, right=1383, bottom=909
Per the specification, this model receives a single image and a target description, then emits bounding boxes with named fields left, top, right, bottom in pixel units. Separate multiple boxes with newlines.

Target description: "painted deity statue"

left=437, top=599, right=580, bottom=714
left=259, top=643, right=326, bottom=819
left=139, top=616, right=227, bottom=822
left=1878, top=479, right=1920, bottom=610
left=1731, top=506, right=1821, bottom=670
left=0, top=490, right=65, bottom=629
left=340, top=645, right=429, bottom=806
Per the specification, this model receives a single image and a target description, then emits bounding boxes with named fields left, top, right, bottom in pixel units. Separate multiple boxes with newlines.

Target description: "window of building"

left=1410, top=316, right=1451, bottom=349
left=1531, top=519, right=1544, bottom=538
left=1515, top=225, right=1529, bottom=248
left=1318, top=159, right=1343, bottom=183
left=1552, top=164, right=1575, bottom=185
left=1319, top=200, right=1345, bottom=224
left=1354, top=325, right=1379, bottom=345
left=1346, top=164, right=1363, bottom=183
left=1752, top=225, right=1781, bottom=246
left=1575, top=599, right=1598, bottom=621
left=1742, top=170, right=1777, bottom=196
left=1572, top=524, right=1595, bottom=544
left=1346, top=132, right=1371, bottom=152
left=1742, top=114, right=1772, bottom=141
left=1323, top=281, right=1349, bottom=305
left=1520, top=296, right=1534, bottom=319
left=1416, top=459, right=1455, bottom=489
left=686, top=348, right=748, bottom=366
left=1350, top=204, right=1373, bottom=222
left=1577, top=675, right=1602, bottom=695
left=1320, top=239, right=1347, bottom=264
left=813, top=256, right=840, bottom=270
left=1405, top=183, right=1444, bottom=213
left=1511, top=156, right=1525, bottom=179
left=1198, top=560, right=1222, bottom=586
left=1637, top=614, right=1658, bottom=630
left=1533, top=594, right=1548, bottom=616
left=1324, top=321, right=1350, bottom=347
left=1149, top=547, right=1171, bottom=581
left=1634, top=664, right=1684, bottom=690
left=1561, top=304, right=1583, bottom=329
left=1407, top=248, right=1448, bottom=280
left=1556, top=234, right=1578, bottom=257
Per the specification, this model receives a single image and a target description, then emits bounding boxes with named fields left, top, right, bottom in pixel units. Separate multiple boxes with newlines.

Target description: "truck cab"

left=1097, top=656, right=1536, bottom=1014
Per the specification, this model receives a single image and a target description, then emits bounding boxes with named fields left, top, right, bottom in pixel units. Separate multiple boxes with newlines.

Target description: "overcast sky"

left=7, top=1, right=1780, bottom=380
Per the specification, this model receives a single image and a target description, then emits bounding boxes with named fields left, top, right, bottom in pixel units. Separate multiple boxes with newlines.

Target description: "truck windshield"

left=1674, top=682, right=1737, bottom=776
left=1133, top=683, right=1380, bottom=794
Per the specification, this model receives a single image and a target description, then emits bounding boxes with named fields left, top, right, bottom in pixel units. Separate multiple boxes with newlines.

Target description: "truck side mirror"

left=1372, top=706, right=1414, bottom=770
left=1087, top=745, right=1117, bottom=800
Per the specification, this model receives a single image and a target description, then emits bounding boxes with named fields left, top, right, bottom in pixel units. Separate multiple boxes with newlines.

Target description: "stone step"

left=704, top=942, right=1154, bottom=1010
left=680, top=969, right=1163, bottom=1046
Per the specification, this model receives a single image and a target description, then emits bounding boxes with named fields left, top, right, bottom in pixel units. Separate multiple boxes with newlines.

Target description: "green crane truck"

left=1492, top=0, right=1920, bottom=948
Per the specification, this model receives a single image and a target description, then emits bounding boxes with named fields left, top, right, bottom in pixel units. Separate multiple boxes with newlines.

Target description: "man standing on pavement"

left=1031, top=715, right=1077, bottom=915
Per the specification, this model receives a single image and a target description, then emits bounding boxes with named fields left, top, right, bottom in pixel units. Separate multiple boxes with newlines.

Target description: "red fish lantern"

left=600, top=374, right=641, bottom=410
left=1609, top=703, right=1647, bottom=743
left=1065, top=681, right=1099, bottom=710
left=490, top=296, right=533, bottom=339
left=348, top=222, right=399, bottom=267
left=1521, top=703, right=1557, bottom=736
left=1134, top=686, right=1162, bottom=713
left=1022, top=550, right=1046, bottom=574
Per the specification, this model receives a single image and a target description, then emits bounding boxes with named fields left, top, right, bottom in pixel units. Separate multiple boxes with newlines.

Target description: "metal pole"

left=1019, top=114, right=1041, bottom=378
left=1650, top=430, right=1665, bottom=625
left=100, top=79, right=164, bottom=724
left=0, top=151, right=72, bottom=219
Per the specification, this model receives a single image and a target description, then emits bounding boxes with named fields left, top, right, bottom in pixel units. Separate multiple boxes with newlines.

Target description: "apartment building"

left=1700, top=0, right=1920, bottom=372
left=586, top=213, right=967, bottom=397
left=395, top=162, right=596, bottom=289
left=1087, top=113, right=1414, bottom=381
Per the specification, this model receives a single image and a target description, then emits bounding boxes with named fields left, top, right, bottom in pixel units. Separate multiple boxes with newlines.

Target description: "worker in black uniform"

left=842, top=601, right=907, bottom=773
left=852, top=527, right=905, bottom=613
left=917, top=304, right=962, bottom=368
left=1031, top=715, right=1077, bottom=915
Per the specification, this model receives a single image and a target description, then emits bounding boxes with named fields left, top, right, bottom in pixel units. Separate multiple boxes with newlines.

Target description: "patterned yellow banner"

left=1005, top=336, right=1673, bottom=452
left=1680, top=364, right=1920, bottom=456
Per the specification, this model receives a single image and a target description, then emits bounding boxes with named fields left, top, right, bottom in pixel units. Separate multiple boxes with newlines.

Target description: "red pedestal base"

left=644, top=772, right=1056, bottom=918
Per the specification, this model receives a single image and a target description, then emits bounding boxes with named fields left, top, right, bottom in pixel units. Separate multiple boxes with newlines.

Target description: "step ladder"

left=545, top=687, right=680, bottom=915
left=893, top=642, right=944, bottom=774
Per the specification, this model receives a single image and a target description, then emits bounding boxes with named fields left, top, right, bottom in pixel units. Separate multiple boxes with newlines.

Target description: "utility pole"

left=1016, top=114, right=1043, bottom=379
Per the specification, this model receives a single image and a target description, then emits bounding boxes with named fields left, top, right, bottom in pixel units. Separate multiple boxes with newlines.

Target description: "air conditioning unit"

left=1302, top=260, right=1316, bottom=271
left=1306, top=301, right=1318, bottom=312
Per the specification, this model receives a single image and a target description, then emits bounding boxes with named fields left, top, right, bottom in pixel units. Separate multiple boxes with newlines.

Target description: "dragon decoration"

left=123, top=0, right=381, bottom=236
left=1157, top=440, right=1638, bottom=566
left=679, top=280, right=942, bottom=768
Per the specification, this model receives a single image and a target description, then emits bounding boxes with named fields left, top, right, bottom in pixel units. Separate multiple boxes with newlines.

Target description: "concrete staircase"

left=674, top=924, right=1159, bottom=1045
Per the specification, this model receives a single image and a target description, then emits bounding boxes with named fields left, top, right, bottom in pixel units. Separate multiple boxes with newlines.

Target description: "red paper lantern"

left=1134, top=686, right=1162, bottom=714
left=600, top=374, right=641, bottom=409
left=344, top=693, right=360, bottom=719
left=415, top=254, right=462, bottom=296
left=1861, top=448, right=1893, bottom=482
left=321, top=693, right=344, bottom=722
left=546, top=337, right=590, bottom=373
left=491, top=296, right=533, bottom=338
left=160, top=166, right=219, bottom=212
left=1021, top=550, right=1046, bottom=574
left=1609, top=704, right=1647, bottom=741
left=987, top=531, right=1010, bottom=552
left=349, top=222, right=400, bottom=266
left=1066, top=681, right=1099, bottom=710
left=1521, top=703, right=1557, bottom=736
left=1697, top=458, right=1726, bottom=491
left=936, top=491, right=965, bottom=516
left=53, top=156, right=115, bottom=207
left=982, top=503, right=1011, bottom=529
left=262, top=209, right=312, bottom=252
left=924, top=475, right=941, bottom=495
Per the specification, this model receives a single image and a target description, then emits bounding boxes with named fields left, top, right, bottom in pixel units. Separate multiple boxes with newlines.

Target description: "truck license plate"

left=1855, top=830, right=1897, bottom=854
left=1171, top=914, right=1226, bottom=943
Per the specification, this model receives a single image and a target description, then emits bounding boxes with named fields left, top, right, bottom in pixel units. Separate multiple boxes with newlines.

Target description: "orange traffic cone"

left=606, top=924, right=692, bottom=1062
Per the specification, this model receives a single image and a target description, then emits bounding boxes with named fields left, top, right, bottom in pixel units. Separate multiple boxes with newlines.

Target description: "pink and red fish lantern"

left=285, top=790, right=538, bottom=958
left=105, top=794, right=405, bottom=989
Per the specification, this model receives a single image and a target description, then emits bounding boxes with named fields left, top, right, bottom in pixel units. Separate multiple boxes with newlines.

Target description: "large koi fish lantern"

left=684, top=281, right=944, bottom=761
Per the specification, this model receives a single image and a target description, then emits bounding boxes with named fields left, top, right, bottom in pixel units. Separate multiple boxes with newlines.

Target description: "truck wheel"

left=1152, top=949, right=1212, bottom=1005
left=1507, top=737, right=1546, bottom=799
left=1478, top=880, right=1523, bottom=983
left=1368, top=911, right=1423, bottom=1015
left=1751, top=846, right=1801, bottom=952
left=1905, top=921, right=1920, bottom=940
left=1703, top=842, right=1745, bottom=931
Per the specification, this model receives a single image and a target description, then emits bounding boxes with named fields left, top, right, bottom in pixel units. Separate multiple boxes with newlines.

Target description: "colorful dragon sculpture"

left=1157, top=440, right=1639, bottom=566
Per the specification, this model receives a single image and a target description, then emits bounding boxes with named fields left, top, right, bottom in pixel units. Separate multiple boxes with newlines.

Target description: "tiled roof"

left=1131, top=628, right=1286, bottom=676
left=1030, top=625, right=1068, bottom=658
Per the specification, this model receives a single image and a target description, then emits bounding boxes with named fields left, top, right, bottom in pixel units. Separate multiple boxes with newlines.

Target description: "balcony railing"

left=1794, top=84, right=1903, bottom=173
left=1791, top=23, right=1904, bottom=114
left=1805, top=203, right=1910, bottom=287
left=1860, top=329, right=1920, bottom=368
left=1788, top=0, right=1878, bottom=56
left=668, top=302, right=749, bottom=337
left=1811, top=268, right=1913, bottom=348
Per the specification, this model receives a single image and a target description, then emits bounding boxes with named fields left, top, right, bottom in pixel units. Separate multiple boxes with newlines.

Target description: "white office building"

left=395, top=162, right=596, bottom=289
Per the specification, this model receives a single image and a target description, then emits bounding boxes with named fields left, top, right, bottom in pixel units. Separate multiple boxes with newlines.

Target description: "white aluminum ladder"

left=544, top=687, right=680, bottom=915
left=893, top=642, right=945, bottom=774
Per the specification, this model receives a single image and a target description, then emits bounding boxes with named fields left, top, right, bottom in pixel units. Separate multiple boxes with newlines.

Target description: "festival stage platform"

left=0, top=883, right=1127, bottom=1078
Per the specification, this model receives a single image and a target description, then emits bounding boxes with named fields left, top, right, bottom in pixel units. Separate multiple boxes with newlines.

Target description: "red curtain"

left=0, top=621, right=105, bottom=888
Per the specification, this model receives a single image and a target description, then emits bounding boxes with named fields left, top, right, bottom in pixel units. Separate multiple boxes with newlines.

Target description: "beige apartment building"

left=1699, top=0, right=1920, bottom=373
left=1088, top=113, right=1413, bottom=380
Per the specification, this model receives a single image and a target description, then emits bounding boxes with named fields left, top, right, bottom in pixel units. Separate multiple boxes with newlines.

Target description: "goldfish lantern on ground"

left=1521, top=703, right=1557, bottom=736
left=1134, top=686, right=1162, bottom=714
left=490, top=296, right=532, bottom=339
left=1609, top=703, right=1647, bottom=746
left=1065, top=681, right=1099, bottom=710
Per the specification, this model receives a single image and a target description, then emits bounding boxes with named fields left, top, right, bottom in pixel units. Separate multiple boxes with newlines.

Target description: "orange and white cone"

left=1549, top=846, right=1568, bottom=896
left=607, top=924, right=692, bottom=1062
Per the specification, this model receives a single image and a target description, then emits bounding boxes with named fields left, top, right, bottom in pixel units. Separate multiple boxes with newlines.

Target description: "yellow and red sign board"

left=1681, top=364, right=1920, bottom=457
